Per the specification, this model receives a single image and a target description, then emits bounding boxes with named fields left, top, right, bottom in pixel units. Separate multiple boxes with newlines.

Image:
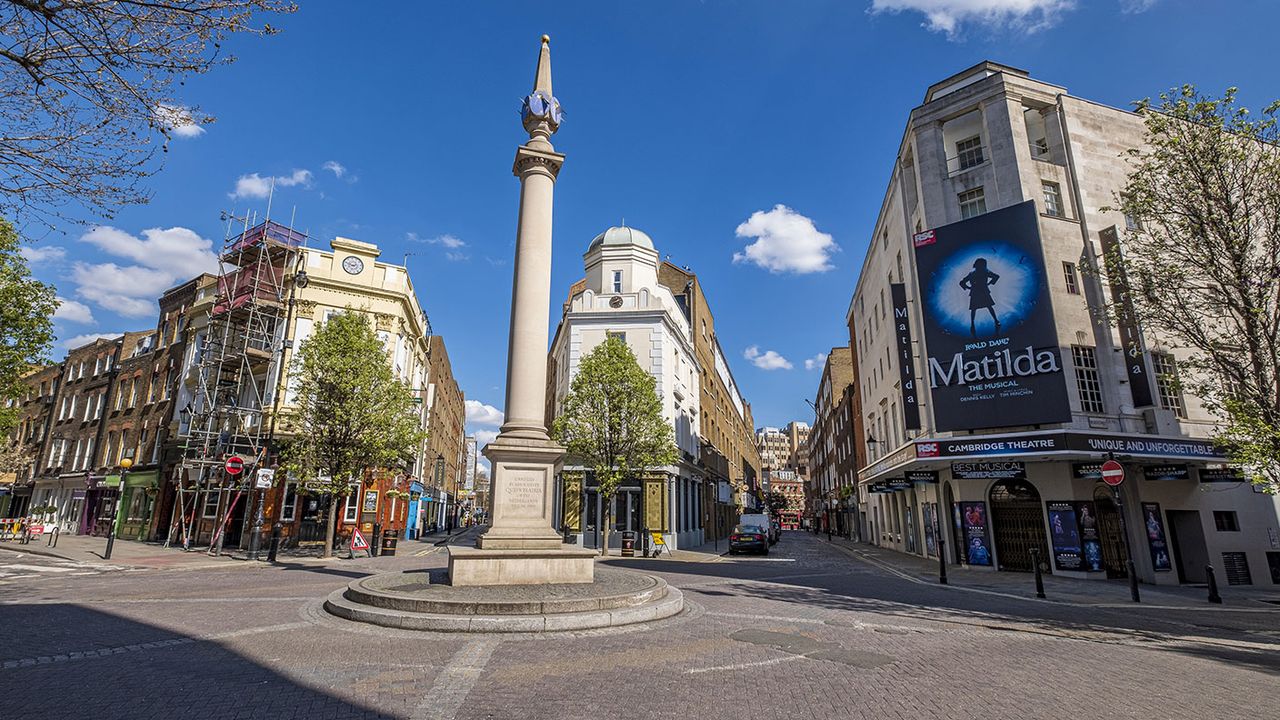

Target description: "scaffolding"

left=169, top=218, right=306, bottom=552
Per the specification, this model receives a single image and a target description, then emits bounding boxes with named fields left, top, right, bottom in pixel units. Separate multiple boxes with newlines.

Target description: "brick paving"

left=0, top=531, right=1276, bottom=720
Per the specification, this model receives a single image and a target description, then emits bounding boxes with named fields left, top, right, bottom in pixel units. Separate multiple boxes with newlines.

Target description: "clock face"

left=342, top=256, right=364, bottom=275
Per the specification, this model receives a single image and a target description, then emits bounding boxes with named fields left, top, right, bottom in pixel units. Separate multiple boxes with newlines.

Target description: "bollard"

left=1206, top=564, right=1223, bottom=604
left=1030, top=547, right=1046, bottom=599
left=47, top=527, right=59, bottom=548
left=267, top=522, right=282, bottom=563
left=938, top=536, right=948, bottom=585
left=1127, top=560, right=1140, bottom=602
left=371, top=522, right=381, bottom=557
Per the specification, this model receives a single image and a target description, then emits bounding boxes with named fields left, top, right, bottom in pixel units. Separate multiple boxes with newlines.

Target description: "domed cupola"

left=586, top=226, right=655, bottom=253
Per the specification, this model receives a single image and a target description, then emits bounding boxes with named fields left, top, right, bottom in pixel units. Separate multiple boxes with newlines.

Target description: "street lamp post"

left=434, top=453, right=445, bottom=533
left=104, top=457, right=133, bottom=560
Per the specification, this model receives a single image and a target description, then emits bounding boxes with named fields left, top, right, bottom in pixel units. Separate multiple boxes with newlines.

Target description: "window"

left=612, top=270, right=623, bottom=294
left=1152, top=353, right=1186, bottom=419
left=126, top=488, right=149, bottom=521
left=343, top=489, right=359, bottom=523
left=1213, top=511, right=1239, bottom=532
left=955, top=135, right=985, bottom=170
left=1071, top=345, right=1105, bottom=414
left=1062, top=262, right=1079, bottom=294
left=128, top=379, right=138, bottom=407
left=281, top=482, right=299, bottom=522
left=1122, top=194, right=1142, bottom=231
left=608, top=331, right=626, bottom=344
left=958, top=187, right=986, bottom=219
left=1033, top=137, right=1049, bottom=157
left=1042, top=182, right=1064, bottom=217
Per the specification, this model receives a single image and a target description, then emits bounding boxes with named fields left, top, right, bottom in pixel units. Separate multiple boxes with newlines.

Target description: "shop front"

left=405, top=479, right=425, bottom=539
left=116, top=470, right=160, bottom=541
left=560, top=470, right=693, bottom=552
left=30, top=475, right=86, bottom=534
left=861, top=430, right=1280, bottom=587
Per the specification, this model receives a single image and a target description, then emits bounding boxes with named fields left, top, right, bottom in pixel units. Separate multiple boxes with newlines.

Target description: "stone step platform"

left=324, top=567, right=684, bottom=633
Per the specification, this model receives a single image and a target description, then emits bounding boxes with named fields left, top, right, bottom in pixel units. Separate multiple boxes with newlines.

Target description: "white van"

left=738, top=513, right=778, bottom=544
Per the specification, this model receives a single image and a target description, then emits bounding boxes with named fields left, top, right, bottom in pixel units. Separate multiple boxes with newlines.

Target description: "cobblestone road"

left=0, top=532, right=1276, bottom=719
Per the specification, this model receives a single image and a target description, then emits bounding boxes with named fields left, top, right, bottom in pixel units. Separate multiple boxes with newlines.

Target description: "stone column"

left=448, top=36, right=595, bottom=584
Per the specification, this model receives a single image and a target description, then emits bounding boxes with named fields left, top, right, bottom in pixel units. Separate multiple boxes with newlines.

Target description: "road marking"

left=413, top=639, right=500, bottom=720
left=706, top=611, right=936, bottom=634
left=685, top=653, right=807, bottom=674
left=0, top=563, right=77, bottom=573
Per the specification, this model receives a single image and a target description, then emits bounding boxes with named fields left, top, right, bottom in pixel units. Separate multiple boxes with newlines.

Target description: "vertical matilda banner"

left=890, top=283, right=922, bottom=430
left=1099, top=226, right=1155, bottom=408
left=912, top=201, right=1071, bottom=431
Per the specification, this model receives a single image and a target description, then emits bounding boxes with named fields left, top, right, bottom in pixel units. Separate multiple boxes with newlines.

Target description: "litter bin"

left=621, top=531, right=636, bottom=557
left=380, top=529, right=399, bottom=557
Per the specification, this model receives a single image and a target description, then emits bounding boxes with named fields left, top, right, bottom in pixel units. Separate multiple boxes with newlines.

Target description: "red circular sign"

left=225, top=456, right=245, bottom=475
left=1101, top=459, right=1125, bottom=487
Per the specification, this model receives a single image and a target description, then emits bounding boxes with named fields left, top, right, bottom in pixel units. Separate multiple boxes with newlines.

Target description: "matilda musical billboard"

left=912, top=201, right=1071, bottom=431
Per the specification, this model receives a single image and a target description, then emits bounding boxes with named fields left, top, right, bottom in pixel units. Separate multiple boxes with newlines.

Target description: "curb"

left=815, top=535, right=1280, bottom=613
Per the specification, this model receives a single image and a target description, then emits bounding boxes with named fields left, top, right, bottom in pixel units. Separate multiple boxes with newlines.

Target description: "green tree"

left=1113, top=86, right=1280, bottom=493
left=0, top=218, right=56, bottom=436
left=281, top=310, right=426, bottom=557
left=764, top=491, right=789, bottom=515
left=552, top=336, right=677, bottom=556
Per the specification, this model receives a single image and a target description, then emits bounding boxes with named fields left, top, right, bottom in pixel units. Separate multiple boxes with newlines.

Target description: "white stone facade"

left=849, top=62, right=1280, bottom=588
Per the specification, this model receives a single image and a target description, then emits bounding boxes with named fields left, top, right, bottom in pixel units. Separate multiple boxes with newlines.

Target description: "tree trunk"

left=600, top=499, right=611, bottom=557
left=322, top=496, right=337, bottom=559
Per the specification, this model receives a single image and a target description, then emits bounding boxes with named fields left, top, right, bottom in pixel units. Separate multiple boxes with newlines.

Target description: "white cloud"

left=229, top=169, right=313, bottom=200
left=18, top=245, right=66, bottom=264
left=322, top=160, right=347, bottom=178
left=408, top=232, right=470, bottom=261
left=744, top=345, right=793, bottom=371
left=80, top=225, right=219, bottom=279
left=71, top=225, right=218, bottom=319
left=54, top=297, right=95, bottom=324
left=869, top=0, right=1075, bottom=37
left=465, top=400, right=504, bottom=427
left=733, top=205, right=837, bottom=274
left=804, top=352, right=828, bottom=371
left=474, top=429, right=499, bottom=446
left=155, top=103, right=206, bottom=138
left=60, top=332, right=121, bottom=350
left=1119, top=0, right=1157, bottom=12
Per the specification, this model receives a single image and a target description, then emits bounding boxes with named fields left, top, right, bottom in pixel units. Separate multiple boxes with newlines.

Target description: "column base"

left=448, top=546, right=596, bottom=586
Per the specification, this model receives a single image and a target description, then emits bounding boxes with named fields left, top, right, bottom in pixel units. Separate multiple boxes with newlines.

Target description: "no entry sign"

left=225, top=455, right=245, bottom=475
left=1101, top=459, right=1125, bottom=487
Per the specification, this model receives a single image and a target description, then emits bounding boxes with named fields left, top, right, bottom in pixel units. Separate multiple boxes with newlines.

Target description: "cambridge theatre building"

left=848, top=62, right=1280, bottom=588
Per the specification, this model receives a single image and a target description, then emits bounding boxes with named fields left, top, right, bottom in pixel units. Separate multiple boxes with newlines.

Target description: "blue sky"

left=21, top=0, right=1279, bottom=453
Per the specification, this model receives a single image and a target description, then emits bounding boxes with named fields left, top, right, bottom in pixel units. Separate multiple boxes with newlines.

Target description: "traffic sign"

left=1101, top=459, right=1125, bottom=487
left=225, top=456, right=245, bottom=475
left=350, top=529, right=370, bottom=552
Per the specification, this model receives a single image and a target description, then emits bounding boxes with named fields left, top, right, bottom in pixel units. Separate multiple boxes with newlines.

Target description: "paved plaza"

left=1, top=532, right=1277, bottom=720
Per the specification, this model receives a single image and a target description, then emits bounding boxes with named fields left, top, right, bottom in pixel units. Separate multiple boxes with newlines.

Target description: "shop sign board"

left=868, top=480, right=892, bottom=494
left=1141, top=502, right=1173, bottom=571
left=1072, top=462, right=1103, bottom=480
left=916, top=431, right=1225, bottom=460
left=912, top=201, right=1071, bottom=432
left=1142, top=464, right=1189, bottom=482
left=905, top=470, right=939, bottom=484
left=955, top=501, right=992, bottom=566
left=887, top=478, right=912, bottom=491
left=1199, top=467, right=1247, bottom=483
left=951, top=461, right=1026, bottom=480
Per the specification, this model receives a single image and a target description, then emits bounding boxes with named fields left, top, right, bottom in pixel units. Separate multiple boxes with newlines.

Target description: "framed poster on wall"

left=1141, top=502, right=1173, bottom=571
left=1046, top=502, right=1083, bottom=571
left=955, top=501, right=992, bottom=566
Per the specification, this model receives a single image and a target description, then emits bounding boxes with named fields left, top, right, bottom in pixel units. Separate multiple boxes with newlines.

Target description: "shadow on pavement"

left=608, top=541, right=1280, bottom=676
left=0, top=604, right=394, bottom=719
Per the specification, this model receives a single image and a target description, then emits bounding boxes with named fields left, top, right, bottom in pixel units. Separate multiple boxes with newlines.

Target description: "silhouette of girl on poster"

left=959, top=258, right=1000, bottom=336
